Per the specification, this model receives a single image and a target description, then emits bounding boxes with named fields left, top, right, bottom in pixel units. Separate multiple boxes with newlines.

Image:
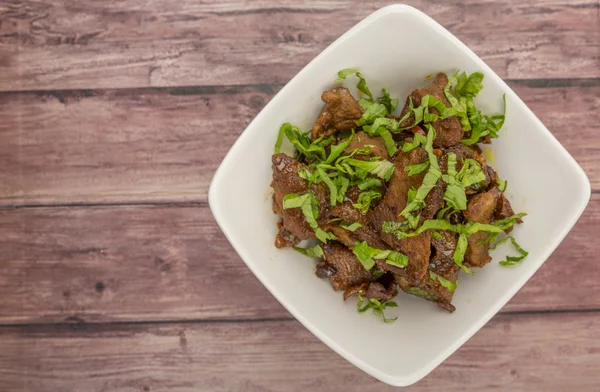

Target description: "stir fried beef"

left=343, top=273, right=399, bottom=302
left=312, top=87, right=364, bottom=140
left=345, top=131, right=390, bottom=161
left=399, top=73, right=464, bottom=148
left=271, top=153, right=330, bottom=245
left=369, top=148, right=432, bottom=283
left=331, top=203, right=389, bottom=249
left=463, top=187, right=501, bottom=267
left=320, top=242, right=371, bottom=291
left=271, top=70, right=525, bottom=317
left=397, top=248, right=459, bottom=313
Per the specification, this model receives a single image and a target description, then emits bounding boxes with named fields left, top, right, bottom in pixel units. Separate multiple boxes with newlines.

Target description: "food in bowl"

left=270, top=69, right=526, bottom=320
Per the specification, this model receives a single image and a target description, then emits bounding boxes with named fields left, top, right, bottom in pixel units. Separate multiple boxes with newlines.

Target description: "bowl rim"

left=209, top=3, right=591, bottom=386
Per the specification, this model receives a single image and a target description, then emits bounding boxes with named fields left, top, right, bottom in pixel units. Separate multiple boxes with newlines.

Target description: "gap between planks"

left=0, top=77, right=598, bottom=96
left=1, top=307, right=600, bottom=330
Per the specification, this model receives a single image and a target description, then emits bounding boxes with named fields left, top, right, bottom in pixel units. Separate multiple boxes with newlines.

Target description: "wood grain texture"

left=1, top=313, right=599, bottom=392
left=0, top=81, right=597, bottom=206
left=0, top=0, right=598, bottom=91
left=0, top=195, right=597, bottom=325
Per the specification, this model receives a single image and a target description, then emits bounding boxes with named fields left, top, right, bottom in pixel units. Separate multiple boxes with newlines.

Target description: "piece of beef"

left=398, top=73, right=464, bottom=148
left=368, top=148, right=431, bottom=283
left=323, top=224, right=356, bottom=249
left=431, top=230, right=458, bottom=252
left=316, top=261, right=336, bottom=279
left=343, top=276, right=398, bottom=302
left=463, top=187, right=501, bottom=267
left=423, top=178, right=445, bottom=220
left=495, top=192, right=522, bottom=234
left=396, top=249, right=458, bottom=313
left=271, top=153, right=329, bottom=245
left=331, top=202, right=389, bottom=249
left=274, top=222, right=300, bottom=248
left=319, top=242, right=371, bottom=291
left=311, top=87, right=364, bottom=139
left=344, top=131, right=390, bottom=161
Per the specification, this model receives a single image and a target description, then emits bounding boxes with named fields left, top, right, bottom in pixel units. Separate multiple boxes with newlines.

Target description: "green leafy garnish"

left=429, top=270, right=457, bottom=291
left=497, top=178, right=507, bottom=192
left=453, top=233, right=470, bottom=273
left=293, top=245, right=324, bottom=259
left=317, top=167, right=337, bottom=206
left=356, top=103, right=388, bottom=126
left=282, top=193, right=336, bottom=243
left=274, top=123, right=286, bottom=154
left=401, top=133, right=428, bottom=152
left=353, top=191, right=382, bottom=213
left=352, top=241, right=408, bottom=271
left=461, top=94, right=507, bottom=145
left=431, top=231, right=443, bottom=239
left=357, top=295, right=398, bottom=323
left=324, top=132, right=354, bottom=164
left=344, top=158, right=395, bottom=181
left=382, top=213, right=526, bottom=272
left=399, top=125, right=441, bottom=228
left=340, top=222, right=363, bottom=232
left=405, top=161, right=430, bottom=176
left=276, top=123, right=328, bottom=161
left=357, top=178, right=382, bottom=191
left=378, top=88, right=399, bottom=114
left=335, top=68, right=373, bottom=100
left=492, top=236, right=529, bottom=266
left=441, top=154, right=485, bottom=211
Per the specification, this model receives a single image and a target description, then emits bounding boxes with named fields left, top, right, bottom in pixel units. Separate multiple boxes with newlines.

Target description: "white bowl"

left=209, top=4, right=590, bottom=386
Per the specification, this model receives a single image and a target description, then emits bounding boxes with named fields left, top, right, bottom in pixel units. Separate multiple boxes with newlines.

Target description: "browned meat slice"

left=331, top=202, right=389, bottom=249
left=311, top=87, right=364, bottom=139
left=463, top=187, right=501, bottom=267
left=423, top=178, right=444, bottom=220
left=344, top=131, right=390, bottom=161
left=495, top=192, right=522, bottom=233
left=431, top=230, right=458, bottom=252
left=319, top=242, right=371, bottom=291
left=396, top=248, right=458, bottom=313
left=343, top=274, right=398, bottom=302
left=368, top=148, right=431, bottom=283
left=323, top=224, right=356, bottom=249
left=399, top=73, right=464, bottom=148
left=274, top=222, right=300, bottom=248
left=271, top=153, right=329, bottom=245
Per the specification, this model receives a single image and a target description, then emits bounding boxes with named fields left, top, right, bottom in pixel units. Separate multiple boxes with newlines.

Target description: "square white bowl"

left=209, top=4, right=590, bottom=386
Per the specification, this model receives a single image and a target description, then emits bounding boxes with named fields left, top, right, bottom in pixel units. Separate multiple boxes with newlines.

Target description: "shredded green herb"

left=352, top=241, right=409, bottom=271
left=335, top=68, right=373, bottom=100
left=340, top=222, right=363, bottom=232
left=353, top=191, right=382, bottom=213
left=293, top=245, right=324, bottom=259
left=282, top=193, right=336, bottom=243
left=357, top=294, right=398, bottom=323
left=492, top=236, right=529, bottom=266
left=429, top=270, right=457, bottom=291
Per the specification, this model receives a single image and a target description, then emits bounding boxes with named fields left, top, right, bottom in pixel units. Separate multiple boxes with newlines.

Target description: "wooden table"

left=0, top=1, right=598, bottom=391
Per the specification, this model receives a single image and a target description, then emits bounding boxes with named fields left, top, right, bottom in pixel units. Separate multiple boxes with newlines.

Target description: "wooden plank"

left=0, top=81, right=597, bottom=207
left=0, top=313, right=598, bottom=391
left=0, top=0, right=598, bottom=91
left=0, top=195, right=598, bottom=325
